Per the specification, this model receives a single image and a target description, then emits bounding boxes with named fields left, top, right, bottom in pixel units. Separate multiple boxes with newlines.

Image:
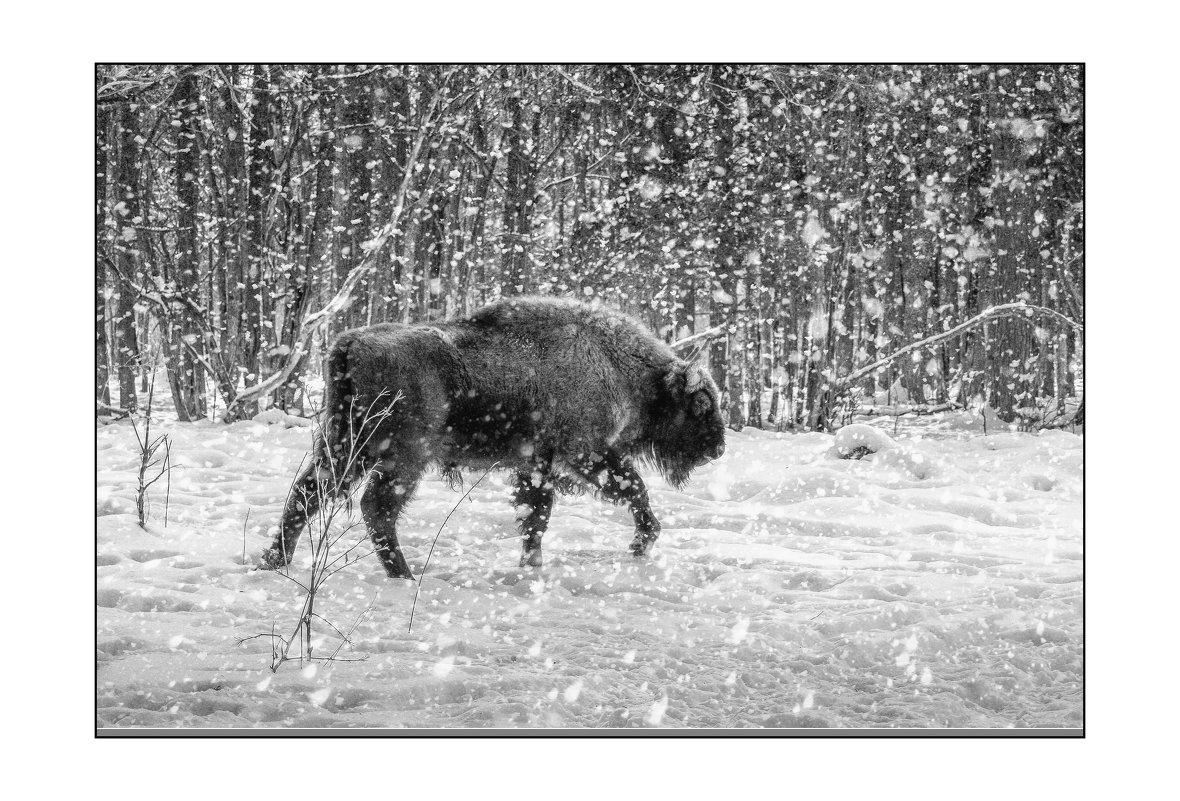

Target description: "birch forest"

left=95, top=64, right=1084, bottom=431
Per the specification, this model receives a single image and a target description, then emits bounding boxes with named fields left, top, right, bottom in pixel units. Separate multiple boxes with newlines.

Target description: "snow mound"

left=869, top=443, right=945, bottom=481
left=834, top=423, right=897, bottom=458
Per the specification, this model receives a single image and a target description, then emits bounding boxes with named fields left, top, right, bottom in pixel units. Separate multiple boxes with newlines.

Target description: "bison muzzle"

left=262, top=297, right=726, bottom=579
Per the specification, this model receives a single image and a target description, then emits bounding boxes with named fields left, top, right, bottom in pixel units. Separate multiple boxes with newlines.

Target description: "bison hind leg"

left=361, top=468, right=423, bottom=580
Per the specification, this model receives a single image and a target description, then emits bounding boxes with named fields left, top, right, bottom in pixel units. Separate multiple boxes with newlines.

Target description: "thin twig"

left=328, top=589, right=380, bottom=662
left=408, top=462, right=500, bottom=633
left=241, top=508, right=251, bottom=566
left=247, top=393, right=400, bottom=669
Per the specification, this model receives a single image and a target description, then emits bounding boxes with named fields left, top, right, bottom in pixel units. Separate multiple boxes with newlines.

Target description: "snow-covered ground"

left=96, top=400, right=1082, bottom=729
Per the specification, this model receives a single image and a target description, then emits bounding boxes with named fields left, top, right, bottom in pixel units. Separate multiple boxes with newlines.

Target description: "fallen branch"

left=97, top=402, right=132, bottom=420
left=836, top=302, right=1082, bottom=391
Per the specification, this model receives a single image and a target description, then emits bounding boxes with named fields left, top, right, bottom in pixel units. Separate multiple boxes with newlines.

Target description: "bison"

left=262, top=296, right=726, bottom=579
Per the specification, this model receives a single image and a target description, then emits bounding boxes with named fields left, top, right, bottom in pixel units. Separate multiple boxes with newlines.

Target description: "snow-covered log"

left=855, top=402, right=962, bottom=418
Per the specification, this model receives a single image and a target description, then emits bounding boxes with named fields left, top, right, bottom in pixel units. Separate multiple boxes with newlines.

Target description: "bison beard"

left=262, top=297, right=726, bottom=579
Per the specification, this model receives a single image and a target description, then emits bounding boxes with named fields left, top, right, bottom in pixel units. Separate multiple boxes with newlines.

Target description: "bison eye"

left=691, top=391, right=712, bottom=417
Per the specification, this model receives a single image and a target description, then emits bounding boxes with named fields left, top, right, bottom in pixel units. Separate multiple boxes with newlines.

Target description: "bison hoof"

left=519, top=549, right=543, bottom=568
left=381, top=564, right=415, bottom=580
left=629, top=532, right=658, bottom=557
left=378, top=550, right=416, bottom=580
left=259, top=548, right=291, bottom=570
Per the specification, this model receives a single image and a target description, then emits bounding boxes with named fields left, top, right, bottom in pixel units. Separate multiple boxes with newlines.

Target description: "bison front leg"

left=361, top=469, right=421, bottom=580
left=262, top=459, right=331, bottom=569
left=569, top=450, right=661, bottom=557
left=513, top=468, right=556, bottom=567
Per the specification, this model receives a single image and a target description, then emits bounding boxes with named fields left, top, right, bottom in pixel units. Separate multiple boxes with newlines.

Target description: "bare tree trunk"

left=421, top=184, right=446, bottom=320
left=96, top=266, right=112, bottom=407
left=214, top=65, right=246, bottom=376
left=339, top=71, right=374, bottom=329
left=709, top=68, right=746, bottom=429
left=501, top=84, right=530, bottom=295
left=96, top=104, right=112, bottom=408
left=241, top=65, right=275, bottom=417
left=988, top=105, right=1036, bottom=424
left=281, top=92, right=339, bottom=412
left=465, top=100, right=498, bottom=308
left=745, top=317, right=763, bottom=428
left=112, top=101, right=141, bottom=413
left=168, top=72, right=208, bottom=421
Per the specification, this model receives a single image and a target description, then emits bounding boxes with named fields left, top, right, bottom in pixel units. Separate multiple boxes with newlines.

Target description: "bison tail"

left=316, top=334, right=369, bottom=488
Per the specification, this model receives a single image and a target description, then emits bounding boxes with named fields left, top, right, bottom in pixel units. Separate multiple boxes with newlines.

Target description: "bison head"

left=643, top=358, right=727, bottom=488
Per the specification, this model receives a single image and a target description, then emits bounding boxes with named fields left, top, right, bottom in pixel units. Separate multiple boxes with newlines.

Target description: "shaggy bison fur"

left=262, top=296, right=726, bottom=579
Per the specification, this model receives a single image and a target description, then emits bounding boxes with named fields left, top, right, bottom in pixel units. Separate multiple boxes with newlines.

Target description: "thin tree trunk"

left=241, top=65, right=274, bottom=416
left=96, top=104, right=112, bottom=408
left=215, top=65, right=246, bottom=376
left=501, top=81, right=531, bottom=295
left=339, top=71, right=374, bottom=329
left=112, top=101, right=141, bottom=413
left=169, top=72, right=208, bottom=421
